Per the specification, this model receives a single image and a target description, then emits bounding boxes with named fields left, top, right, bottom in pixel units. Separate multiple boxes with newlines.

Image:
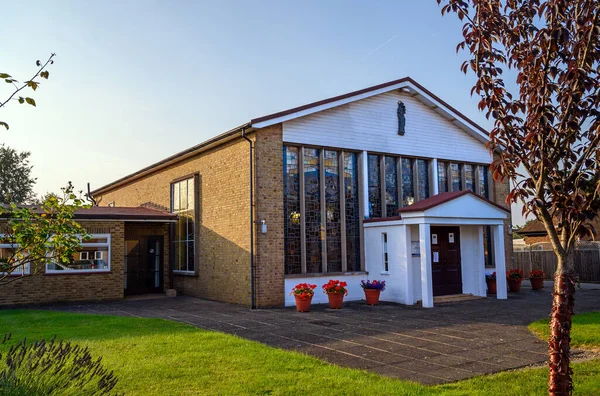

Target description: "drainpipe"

left=241, top=127, right=256, bottom=309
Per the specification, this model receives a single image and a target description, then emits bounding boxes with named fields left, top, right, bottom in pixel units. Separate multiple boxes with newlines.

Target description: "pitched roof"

left=92, top=77, right=490, bottom=195
left=396, top=190, right=510, bottom=214
left=1, top=205, right=177, bottom=222
left=518, top=220, right=547, bottom=235
left=73, top=206, right=177, bottom=221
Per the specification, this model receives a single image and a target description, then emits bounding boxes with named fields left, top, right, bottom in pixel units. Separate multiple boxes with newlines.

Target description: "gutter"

left=241, top=127, right=256, bottom=309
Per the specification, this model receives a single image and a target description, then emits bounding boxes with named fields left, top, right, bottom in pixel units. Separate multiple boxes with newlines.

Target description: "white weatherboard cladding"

left=283, top=91, right=492, bottom=164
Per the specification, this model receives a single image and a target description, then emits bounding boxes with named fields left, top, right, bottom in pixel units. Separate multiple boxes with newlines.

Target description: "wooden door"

left=431, top=226, right=462, bottom=296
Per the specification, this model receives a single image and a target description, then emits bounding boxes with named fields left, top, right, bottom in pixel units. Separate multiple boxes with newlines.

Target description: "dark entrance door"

left=431, top=226, right=462, bottom=296
left=124, top=237, right=163, bottom=296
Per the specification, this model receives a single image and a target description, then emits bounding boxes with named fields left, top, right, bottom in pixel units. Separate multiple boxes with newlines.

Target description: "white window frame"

left=45, top=234, right=111, bottom=274
left=0, top=234, right=30, bottom=276
left=80, top=251, right=90, bottom=260
left=94, top=250, right=103, bottom=260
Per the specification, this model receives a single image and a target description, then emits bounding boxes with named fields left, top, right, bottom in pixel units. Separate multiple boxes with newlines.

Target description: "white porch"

left=363, top=191, right=510, bottom=308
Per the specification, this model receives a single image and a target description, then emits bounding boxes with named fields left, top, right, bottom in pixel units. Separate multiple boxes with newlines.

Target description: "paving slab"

left=23, top=284, right=600, bottom=385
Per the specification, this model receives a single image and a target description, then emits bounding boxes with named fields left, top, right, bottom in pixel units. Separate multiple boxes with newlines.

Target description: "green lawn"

left=1, top=310, right=599, bottom=395
left=529, top=312, right=600, bottom=349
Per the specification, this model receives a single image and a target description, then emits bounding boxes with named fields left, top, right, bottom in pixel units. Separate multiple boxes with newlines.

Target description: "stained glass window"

left=401, top=158, right=415, bottom=206
left=283, top=146, right=301, bottom=275
left=324, top=150, right=342, bottom=272
left=344, top=152, right=361, bottom=272
left=465, top=164, right=475, bottom=191
left=417, top=159, right=429, bottom=201
left=438, top=161, right=448, bottom=193
left=384, top=156, right=398, bottom=216
left=478, top=165, right=489, bottom=198
left=368, top=154, right=382, bottom=218
left=450, top=163, right=462, bottom=192
left=304, top=148, right=322, bottom=273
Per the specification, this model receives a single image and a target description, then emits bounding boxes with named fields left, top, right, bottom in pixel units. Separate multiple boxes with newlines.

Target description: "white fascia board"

left=251, top=82, right=412, bottom=129
left=401, top=217, right=505, bottom=226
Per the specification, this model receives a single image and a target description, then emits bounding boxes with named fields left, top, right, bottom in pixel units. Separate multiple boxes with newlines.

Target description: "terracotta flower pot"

left=364, top=289, right=381, bottom=305
left=294, top=295, right=313, bottom=312
left=530, top=277, right=544, bottom=291
left=486, top=279, right=497, bottom=294
left=327, top=292, right=345, bottom=309
left=508, top=278, right=522, bottom=292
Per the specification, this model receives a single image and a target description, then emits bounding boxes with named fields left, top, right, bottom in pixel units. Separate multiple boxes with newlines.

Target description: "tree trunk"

left=548, top=253, right=577, bottom=395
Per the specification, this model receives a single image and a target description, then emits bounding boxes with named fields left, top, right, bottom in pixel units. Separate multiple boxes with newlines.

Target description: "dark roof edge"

left=250, top=77, right=489, bottom=137
left=91, top=123, right=250, bottom=195
left=74, top=214, right=176, bottom=221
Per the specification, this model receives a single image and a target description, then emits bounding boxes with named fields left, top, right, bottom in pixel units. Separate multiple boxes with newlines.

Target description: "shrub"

left=506, top=268, right=524, bottom=280
left=0, top=333, right=119, bottom=395
left=530, top=269, right=546, bottom=278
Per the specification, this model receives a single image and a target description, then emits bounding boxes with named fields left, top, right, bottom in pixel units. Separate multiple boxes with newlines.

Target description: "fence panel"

left=513, top=247, right=600, bottom=282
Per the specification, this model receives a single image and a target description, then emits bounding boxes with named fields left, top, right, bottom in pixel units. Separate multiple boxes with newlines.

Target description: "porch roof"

left=364, top=191, right=509, bottom=226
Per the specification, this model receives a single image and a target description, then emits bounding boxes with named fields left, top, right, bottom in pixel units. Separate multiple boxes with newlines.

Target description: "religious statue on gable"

left=397, top=101, right=406, bottom=135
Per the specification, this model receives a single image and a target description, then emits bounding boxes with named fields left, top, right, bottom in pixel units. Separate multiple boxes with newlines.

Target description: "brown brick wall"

left=492, top=173, right=514, bottom=269
left=0, top=221, right=125, bottom=306
left=95, top=138, right=252, bottom=306
left=254, top=124, right=285, bottom=307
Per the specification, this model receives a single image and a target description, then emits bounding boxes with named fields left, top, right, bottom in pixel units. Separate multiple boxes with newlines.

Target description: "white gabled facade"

left=283, top=90, right=492, bottom=164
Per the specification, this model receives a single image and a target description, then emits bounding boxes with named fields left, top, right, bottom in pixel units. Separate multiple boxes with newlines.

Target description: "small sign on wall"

left=411, top=241, right=420, bottom=257
left=449, top=233, right=455, bottom=243
left=433, top=251, right=439, bottom=263
left=432, top=234, right=438, bottom=244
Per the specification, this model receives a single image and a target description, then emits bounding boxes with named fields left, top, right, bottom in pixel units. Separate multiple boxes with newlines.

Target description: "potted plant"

left=360, top=280, right=386, bottom=305
left=506, top=268, right=524, bottom=292
left=322, top=280, right=348, bottom=309
left=291, top=283, right=317, bottom=312
left=485, top=272, right=497, bottom=294
left=529, top=269, right=545, bottom=290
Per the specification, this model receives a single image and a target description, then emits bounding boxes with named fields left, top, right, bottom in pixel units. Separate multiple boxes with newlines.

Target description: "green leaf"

left=40, top=70, right=49, bottom=79
left=18, top=97, right=24, bottom=104
left=27, top=81, right=38, bottom=91
left=25, top=98, right=36, bottom=107
left=0, top=121, right=8, bottom=130
left=0, top=73, right=11, bottom=79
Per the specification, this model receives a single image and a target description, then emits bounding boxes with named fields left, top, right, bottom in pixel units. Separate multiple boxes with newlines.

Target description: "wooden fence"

left=513, top=246, right=600, bottom=282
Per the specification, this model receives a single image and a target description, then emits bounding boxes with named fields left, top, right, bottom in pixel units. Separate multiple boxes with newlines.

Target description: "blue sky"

left=1, top=0, right=525, bottom=224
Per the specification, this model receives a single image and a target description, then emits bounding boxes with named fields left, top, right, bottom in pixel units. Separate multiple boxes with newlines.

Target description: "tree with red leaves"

left=437, top=1, right=600, bottom=394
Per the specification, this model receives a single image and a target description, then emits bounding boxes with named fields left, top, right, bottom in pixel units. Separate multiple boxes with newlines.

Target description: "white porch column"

left=419, top=223, right=434, bottom=308
left=361, top=151, right=370, bottom=218
left=403, top=225, right=415, bottom=305
left=477, top=226, right=487, bottom=296
left=493, top=224, right=508, bottom=299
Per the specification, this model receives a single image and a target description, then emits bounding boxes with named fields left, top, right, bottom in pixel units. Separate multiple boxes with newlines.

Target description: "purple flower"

left=360, top=279, right=386, bottom=291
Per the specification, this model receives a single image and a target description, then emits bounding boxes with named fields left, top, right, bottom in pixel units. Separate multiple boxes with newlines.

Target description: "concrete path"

left=41, top=284, right=599, bottom=385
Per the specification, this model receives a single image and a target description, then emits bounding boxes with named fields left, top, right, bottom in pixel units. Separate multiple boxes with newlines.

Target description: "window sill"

left=173, top=271, right=198, bottom=277
left=45, top=270, right=111, bottom=276
left=285, top=271, right=368, bottom=279
left=380, top=271, right=391, bottom=275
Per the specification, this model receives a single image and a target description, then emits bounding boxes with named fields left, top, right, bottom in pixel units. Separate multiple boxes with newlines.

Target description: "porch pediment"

left=364, top=191, right=509, bottom=227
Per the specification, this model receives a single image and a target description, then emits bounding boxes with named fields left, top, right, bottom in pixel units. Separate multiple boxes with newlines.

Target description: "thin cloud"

left=362, top=35, right=397, bottom=60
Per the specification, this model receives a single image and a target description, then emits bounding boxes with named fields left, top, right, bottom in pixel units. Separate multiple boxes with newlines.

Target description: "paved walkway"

left=43, top=285, right=599, bottom=385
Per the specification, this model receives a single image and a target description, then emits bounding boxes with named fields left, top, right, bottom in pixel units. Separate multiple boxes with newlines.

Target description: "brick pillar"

left=253, top=124, right=285, bottom=307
